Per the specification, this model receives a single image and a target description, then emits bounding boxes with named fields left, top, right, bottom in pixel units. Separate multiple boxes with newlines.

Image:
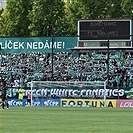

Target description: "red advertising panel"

left=116, top=100, right=133, bottom=108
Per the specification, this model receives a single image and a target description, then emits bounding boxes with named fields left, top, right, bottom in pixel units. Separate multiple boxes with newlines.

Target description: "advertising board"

left=61, top=99, right=116, bottom=108
left=7, top=87, right=133, bottom=99
left=8, top=98, right=60, bottom=107
left=0, top=37, right=77, bottom=53
left=0, top=98, right=1, bottom=105
left=8, top=98, right=26, bottom=106
left=116, top=100, right=133, bottom=108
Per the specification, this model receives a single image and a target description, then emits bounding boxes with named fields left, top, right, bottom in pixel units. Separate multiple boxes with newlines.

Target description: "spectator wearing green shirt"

left=115, top=75, right=121, bottom=86
left=123, top=80, right=127, bottom=88
left=126, top=88, right=133, bottom=99
left=129, top=80, right=133, bottom=88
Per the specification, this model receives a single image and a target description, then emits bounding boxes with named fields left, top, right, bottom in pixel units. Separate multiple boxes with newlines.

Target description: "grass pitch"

left=0, top=107, right=133, bottom=133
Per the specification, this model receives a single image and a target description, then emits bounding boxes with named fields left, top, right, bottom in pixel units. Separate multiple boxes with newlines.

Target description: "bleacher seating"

left=0, top=51, right=132, bottom=88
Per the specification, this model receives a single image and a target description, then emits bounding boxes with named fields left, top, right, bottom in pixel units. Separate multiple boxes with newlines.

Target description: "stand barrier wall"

left=1, top=86, right=132, bottom=108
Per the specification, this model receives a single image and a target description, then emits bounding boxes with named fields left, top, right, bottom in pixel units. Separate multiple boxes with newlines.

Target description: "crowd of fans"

left=0, top=51, right=132, bottom=88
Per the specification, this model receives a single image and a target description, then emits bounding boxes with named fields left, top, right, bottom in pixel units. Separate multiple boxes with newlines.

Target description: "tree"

left=65, top=0, right=86, bottom=36
left=0, top=0, right=132, bottom=37
left=28, top=0, right=45, bottom=36
left=65, top=0, right=132, bottom=36
left=0, top=9, right=4, bottom=35
left=4, top=0, right=32, bottom=36
left=121, top=0, right=133, bottom=18
left=28, top=0, right=66, bottom=36
left=0, top=8, right=8, bottom=36
left=80, top=0, right=125, bottom=18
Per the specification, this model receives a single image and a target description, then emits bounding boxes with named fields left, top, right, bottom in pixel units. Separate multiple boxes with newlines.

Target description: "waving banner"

left=7, top=87, right=133, bottom=99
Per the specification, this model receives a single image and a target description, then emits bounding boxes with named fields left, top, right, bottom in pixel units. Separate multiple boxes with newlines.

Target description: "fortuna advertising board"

left=61, top=99, right=116, bottom=108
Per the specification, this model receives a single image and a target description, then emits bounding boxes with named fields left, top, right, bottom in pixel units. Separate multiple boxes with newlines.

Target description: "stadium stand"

left=0, top=51, right=132, bottom=88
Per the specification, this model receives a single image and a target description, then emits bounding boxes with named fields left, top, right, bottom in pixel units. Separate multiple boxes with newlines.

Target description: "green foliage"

left=0, top=8, right=8, bottom=36
left=28, top=0, right=66, bottom=36
left=121, top=0, right=133, bottom=18
left=65, top=0, right=85, bottom=35
left=3, top=0, right=32, bottom=36
left=28, top=0, right=46, bottom=36
left=0, top=0, right=132, bottom=36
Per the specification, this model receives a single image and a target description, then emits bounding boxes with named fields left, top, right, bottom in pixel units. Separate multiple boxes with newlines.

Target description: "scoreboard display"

left=78, top=41, right=131, bottom=48
left=78, top=19, right=132, bottom=42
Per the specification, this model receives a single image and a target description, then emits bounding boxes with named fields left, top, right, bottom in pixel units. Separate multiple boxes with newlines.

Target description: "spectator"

left=0, top=51, right=132, bottom=87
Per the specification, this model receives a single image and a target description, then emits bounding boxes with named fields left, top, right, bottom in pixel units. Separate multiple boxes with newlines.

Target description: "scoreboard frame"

left=78, top=19, right=132, bottom=42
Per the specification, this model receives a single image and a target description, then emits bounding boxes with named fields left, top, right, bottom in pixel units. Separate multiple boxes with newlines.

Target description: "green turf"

left=0, top=107, right=133, bottom=133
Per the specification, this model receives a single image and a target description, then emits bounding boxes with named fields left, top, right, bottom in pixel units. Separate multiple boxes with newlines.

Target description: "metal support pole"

left=104, top=80, right=107, bottom=107
left=31, top=81, right=33, bottom=107
left=52, top=35, right=54, bottom=81
left=51, top=24, right=54, bottom=81
left=107, top=38, right=110, bottom=85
